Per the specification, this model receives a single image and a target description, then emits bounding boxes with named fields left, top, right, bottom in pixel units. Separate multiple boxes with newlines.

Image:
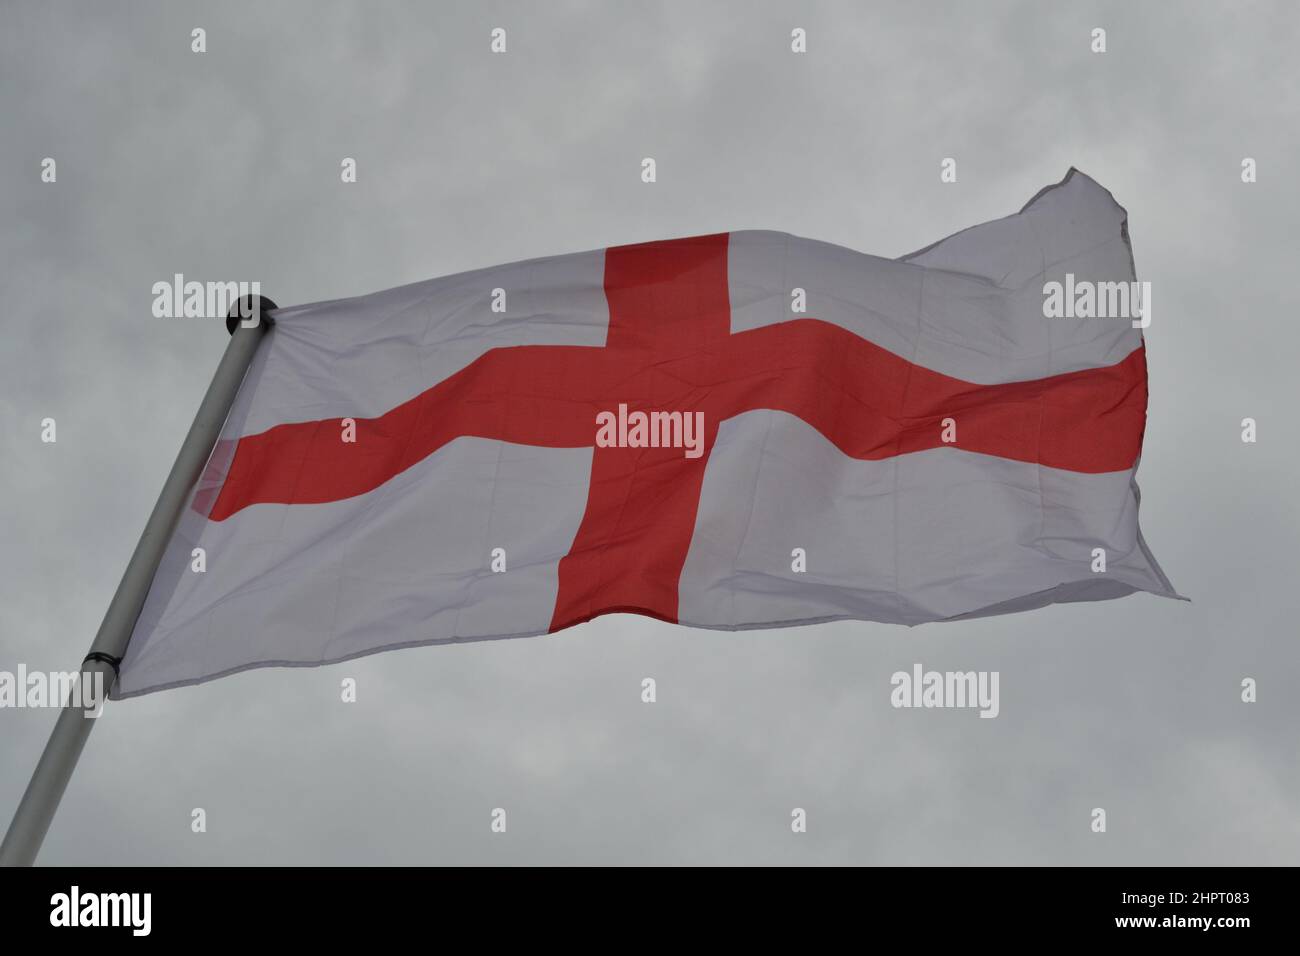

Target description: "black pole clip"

left=225, top=295, right=279, bottom=336
left=82, top=652, right=122, bottom=681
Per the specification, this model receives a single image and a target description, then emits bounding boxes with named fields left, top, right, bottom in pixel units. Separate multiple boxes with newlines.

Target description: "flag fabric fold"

left=114, top=168, right=1177, bottom=698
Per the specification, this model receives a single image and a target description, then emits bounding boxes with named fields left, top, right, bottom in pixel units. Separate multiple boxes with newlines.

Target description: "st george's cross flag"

left=114, top=169, right=1178, bottom=697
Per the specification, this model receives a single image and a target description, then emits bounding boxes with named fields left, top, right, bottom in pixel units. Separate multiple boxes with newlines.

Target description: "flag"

left=114, top=169, right=1177, bottom=698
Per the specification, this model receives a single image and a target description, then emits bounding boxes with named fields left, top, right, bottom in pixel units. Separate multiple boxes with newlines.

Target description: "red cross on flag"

left=115, top=169, right=1178, bottom=697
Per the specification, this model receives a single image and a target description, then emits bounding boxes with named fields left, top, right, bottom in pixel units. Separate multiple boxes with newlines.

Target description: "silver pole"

left=0, top=296, right=277, bottom=866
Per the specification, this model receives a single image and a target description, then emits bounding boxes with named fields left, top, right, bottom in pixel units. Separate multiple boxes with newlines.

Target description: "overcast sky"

left=2, top=0, right=1298, bottom=864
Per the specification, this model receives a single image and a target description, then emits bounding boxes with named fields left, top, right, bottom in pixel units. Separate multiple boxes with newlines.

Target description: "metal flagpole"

left=0, top=295, right=277, bottom=866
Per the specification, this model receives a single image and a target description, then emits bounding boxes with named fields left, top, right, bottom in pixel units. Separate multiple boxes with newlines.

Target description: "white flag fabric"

left=114, top=169, right=1178, bottom=698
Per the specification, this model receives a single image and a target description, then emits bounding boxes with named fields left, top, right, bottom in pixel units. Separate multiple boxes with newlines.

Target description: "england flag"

left=114, top=169, right=1178, bottom=698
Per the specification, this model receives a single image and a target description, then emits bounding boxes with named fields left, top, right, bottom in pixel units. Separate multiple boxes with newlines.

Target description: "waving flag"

left=114, top=169, right=1177, bottom=697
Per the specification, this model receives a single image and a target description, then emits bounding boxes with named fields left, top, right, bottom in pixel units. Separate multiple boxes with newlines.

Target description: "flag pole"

left=0, top=296, right=277, bottom=866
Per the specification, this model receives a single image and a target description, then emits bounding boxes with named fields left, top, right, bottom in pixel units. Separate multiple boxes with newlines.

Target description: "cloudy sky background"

left=2, top=0, right=1297, bottom=864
